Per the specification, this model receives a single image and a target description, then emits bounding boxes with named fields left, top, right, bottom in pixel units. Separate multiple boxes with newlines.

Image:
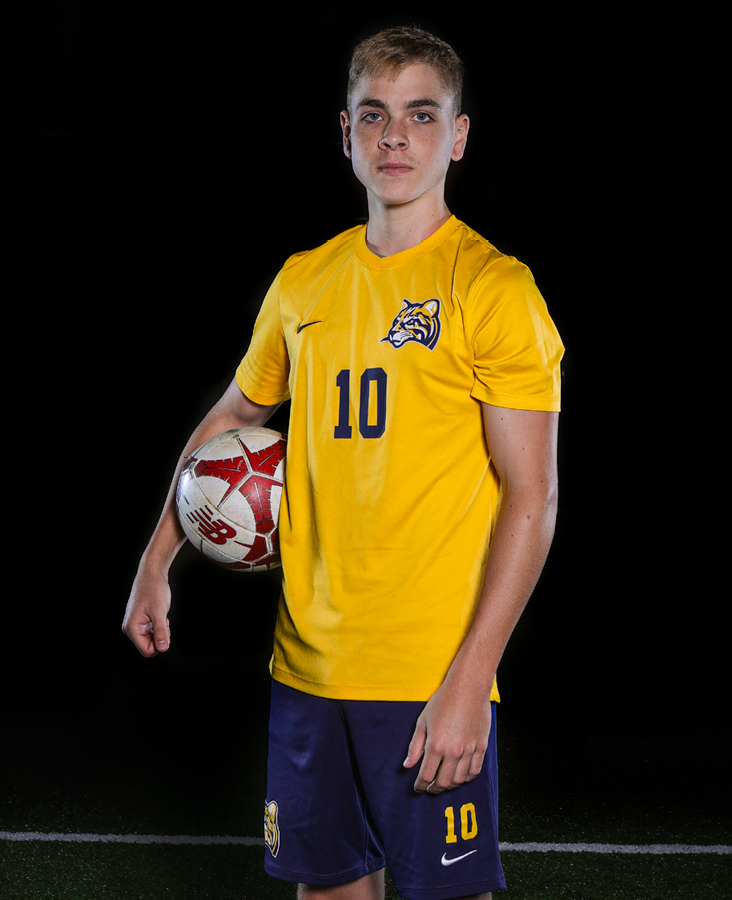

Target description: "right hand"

left=122, top=566, right=172, bottom=657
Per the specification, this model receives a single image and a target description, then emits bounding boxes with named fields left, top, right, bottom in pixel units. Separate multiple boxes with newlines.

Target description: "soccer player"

left=124, top=26, right=563, bottom=900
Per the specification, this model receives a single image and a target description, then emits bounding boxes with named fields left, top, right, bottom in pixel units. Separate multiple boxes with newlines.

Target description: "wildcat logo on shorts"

left=381, top=298, right=442, bottom=351
left=264, top=799, right=281, bottom=858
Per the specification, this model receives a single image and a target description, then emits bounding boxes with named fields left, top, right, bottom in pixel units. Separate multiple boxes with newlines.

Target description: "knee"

left=297, top=868, right=385, bottom=899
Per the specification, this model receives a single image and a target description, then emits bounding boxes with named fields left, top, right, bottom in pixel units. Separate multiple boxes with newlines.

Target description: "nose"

left=379, top=123, right=407, bottom=149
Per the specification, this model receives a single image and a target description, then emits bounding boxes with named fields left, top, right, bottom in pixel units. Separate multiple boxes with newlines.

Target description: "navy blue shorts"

left=264, top=680, right=505, bottom=900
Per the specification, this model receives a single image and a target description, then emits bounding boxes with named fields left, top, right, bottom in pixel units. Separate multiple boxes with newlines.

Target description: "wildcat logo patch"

left=264, top=799, right=281, bottom=858
left=381, top=298, right=442, bottom=351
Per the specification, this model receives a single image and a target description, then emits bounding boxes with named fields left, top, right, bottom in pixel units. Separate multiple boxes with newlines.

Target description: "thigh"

left=264, top=681, right=385, bottom=887
left=343, top=700, right=505, bottom=900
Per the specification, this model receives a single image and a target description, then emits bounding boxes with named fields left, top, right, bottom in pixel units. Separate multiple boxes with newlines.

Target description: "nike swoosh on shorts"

left=441, top=849, right=478, bottom=866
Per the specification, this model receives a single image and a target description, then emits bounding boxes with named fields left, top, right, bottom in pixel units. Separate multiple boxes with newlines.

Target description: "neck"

left=365, top=199, right=452, bottom=257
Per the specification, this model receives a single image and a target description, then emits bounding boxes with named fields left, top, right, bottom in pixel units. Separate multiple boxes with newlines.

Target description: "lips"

left=378, top=162, right=413, bottom=175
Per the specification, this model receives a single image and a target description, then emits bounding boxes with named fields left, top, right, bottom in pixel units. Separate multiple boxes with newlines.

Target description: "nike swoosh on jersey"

left=440, top=849, right=478, bottom=866
left=296, top=320, right=324, bottom=333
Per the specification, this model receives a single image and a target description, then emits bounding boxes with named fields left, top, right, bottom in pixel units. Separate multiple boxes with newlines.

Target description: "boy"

left=124, top=26, right=563, bottom=900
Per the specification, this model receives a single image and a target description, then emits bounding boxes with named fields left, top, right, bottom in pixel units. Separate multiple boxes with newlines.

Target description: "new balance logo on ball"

left=185, top=506, right=237, bottom=545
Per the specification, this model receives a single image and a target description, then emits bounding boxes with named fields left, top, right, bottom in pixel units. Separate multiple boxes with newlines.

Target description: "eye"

left=361, top=112, right=383, bottom=123
left=413, top=112, right=434, bottom=123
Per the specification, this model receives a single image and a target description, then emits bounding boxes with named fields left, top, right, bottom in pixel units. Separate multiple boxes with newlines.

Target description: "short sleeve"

left=468, top=257, right=563, bottom=411
left=236, top=271, right=292, bottom=405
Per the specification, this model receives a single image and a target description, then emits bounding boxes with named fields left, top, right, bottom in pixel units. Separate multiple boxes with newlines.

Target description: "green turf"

left=1, top=844, right=730, bottom=899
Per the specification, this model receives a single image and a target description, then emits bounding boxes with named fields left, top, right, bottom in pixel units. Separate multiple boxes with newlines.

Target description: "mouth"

left=378, top=163, right=413, bottom=175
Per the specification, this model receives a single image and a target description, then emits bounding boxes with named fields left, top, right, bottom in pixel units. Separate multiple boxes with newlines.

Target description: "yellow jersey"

left=236, top=216, right=563, bottom=701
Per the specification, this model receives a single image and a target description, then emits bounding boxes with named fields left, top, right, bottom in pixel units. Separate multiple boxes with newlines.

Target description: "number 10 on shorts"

left=445, top=803, right=478, bottom=843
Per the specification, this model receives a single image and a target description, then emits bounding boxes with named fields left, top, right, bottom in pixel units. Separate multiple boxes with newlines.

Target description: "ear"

left=451, top=114, right=470, bottom=162
left=340, top=111, right=352, bottom=159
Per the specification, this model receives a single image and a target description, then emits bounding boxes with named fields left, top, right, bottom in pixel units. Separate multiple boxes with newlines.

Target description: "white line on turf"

left=1, top=833, right=730, bottom=854
left=0, top=833, right=264, bottom=845
left=499, top=842, right=732, bottom=855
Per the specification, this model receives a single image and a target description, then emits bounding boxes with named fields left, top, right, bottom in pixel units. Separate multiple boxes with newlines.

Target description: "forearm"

left=452, top=479, right=558, bottom=692
left=405, top=484, right=557, bottom=792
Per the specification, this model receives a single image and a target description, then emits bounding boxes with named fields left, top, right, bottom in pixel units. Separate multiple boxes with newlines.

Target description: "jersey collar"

left=354, top=215, right=460, bottom=269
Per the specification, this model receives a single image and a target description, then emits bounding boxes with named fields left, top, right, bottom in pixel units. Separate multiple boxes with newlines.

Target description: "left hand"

left=403, top=670, right=493, bottom=794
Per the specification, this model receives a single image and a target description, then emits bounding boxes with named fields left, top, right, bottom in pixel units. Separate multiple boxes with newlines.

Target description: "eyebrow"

left=356, top=98, right=443, bottom=111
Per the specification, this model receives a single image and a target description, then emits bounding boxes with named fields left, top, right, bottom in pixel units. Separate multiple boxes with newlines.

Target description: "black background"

left=4, top=2, right=727, bottom=830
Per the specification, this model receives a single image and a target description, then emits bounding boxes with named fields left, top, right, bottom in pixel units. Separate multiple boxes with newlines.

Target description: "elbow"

left=504, top=476, right=558, bottom=535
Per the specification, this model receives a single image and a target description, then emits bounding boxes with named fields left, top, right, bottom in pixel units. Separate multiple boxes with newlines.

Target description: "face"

left=341, top=64, right=469, bottom=212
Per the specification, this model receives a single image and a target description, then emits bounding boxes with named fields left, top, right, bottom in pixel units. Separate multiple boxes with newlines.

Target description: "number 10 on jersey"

left=334, top=368, right=387, bottom=439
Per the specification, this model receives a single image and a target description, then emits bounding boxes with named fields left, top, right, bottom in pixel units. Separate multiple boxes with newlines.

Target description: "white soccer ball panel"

left=194, top=474, right=258, bottom=532
left=270, top=484, right=282, bottom=527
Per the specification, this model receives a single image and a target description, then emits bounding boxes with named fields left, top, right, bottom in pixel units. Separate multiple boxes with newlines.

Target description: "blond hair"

left=346, top=26, right=465, bottom=116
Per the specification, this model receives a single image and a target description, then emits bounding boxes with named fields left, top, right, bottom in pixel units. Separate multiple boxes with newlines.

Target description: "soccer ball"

left=176, top=427, right=286, bottom=571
